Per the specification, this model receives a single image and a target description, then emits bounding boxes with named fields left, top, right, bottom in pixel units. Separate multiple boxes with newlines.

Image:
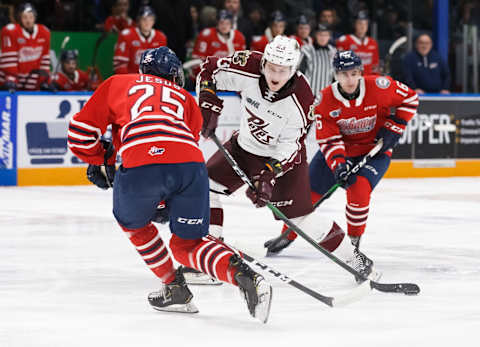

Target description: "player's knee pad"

left=346, top=176, right=371, bottom=205
left=346, top=176, right=371, bottom=237
left=209, top=190, right=224, bottom=238
left=170, top=233, right=202, bottom=266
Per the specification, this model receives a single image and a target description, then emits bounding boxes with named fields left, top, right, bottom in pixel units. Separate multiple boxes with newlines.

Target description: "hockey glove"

left=334, top=162, right=357, bottom=189
left=86, top=141, right=116, bottom=190
left=152, top=201, right=169, bottom=224
left=198, top=81, right=223, bottom=138
left=375, top=115, right=407, bottom=153
left=246, top=159, right=282, bottom=208
left=3, top=80, right=17, bottom=93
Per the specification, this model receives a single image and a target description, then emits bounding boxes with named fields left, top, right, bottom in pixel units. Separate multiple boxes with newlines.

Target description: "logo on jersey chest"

left=246, top=97, right=260, bottom=109
left=247, top=113, right=274, bottom=145
left=19, top=46, right=43, bottom=62
left=337, top=115, right=377, bottom=135
left=329, top=109, right=341, bottom=118
left=148, top=146, right=165, bottom=156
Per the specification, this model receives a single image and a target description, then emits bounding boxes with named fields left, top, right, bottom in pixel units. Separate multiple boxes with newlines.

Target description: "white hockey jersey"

left=197, top=51, right=314, bottom=172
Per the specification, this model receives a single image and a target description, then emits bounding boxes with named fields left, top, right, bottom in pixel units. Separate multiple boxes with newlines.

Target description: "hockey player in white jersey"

left=193, top=36, right=358, bottom=278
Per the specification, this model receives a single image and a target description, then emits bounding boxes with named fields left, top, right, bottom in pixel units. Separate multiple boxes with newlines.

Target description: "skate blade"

left=254, top=280, right=273, bottom=324
left=151, top=302, right=199, bottom=314
left=184, top=273, right=223, bottom=286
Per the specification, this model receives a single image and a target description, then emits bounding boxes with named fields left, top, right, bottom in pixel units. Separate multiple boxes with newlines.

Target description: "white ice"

left=1, top=177, right=480, bottom=347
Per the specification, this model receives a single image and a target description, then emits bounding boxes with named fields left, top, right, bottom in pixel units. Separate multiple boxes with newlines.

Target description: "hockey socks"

left=346, top=176, right=372, bottom=237
left=120, top=223, right=176, bottom=283
left=170, top=234, right=238, bottom=285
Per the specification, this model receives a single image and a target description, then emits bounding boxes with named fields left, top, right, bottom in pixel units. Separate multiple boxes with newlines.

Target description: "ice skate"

left=148, top=267, right=199, bottom=313
left=181, top=266, right=222, bottom=286
left=230, top=254, right=272, bottom=323
left=346, top=237, right=381, bottom=283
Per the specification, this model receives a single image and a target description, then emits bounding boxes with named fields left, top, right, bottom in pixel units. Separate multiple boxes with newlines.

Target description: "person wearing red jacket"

left=52, top=50, right=90, bottom=91
left=113, top=5, right=167, bottom=74
left=104, top=0, right=134, bottom=33
left=67, top=47, right=272, bottom=323
left=336, top=11, right=379, bottom=75
left=250, top=10, right=286, bottom=52
left=266, top=51, right=418, bottom=282
left=0, top=3, right=51, bottom=91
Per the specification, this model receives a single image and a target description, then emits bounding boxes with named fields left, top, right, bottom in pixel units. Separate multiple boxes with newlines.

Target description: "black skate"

left=148, top=267, right=199, bottom=313
left=181, top=266, right=222, bottom=286
left=346, top=237, right=380, bottom=283
left=230, top=254, right=272, bottom=323
left=264, top=234, right=293, bottom=256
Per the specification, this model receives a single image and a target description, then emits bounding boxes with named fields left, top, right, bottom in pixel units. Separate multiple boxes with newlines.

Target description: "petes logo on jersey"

left=247, top=113, right=274, bottom=145
left=148, top=146, right=165, bottom=156
left=329, top=109, right=341, bottom=118
left=375, top=76, right=391, bottom=89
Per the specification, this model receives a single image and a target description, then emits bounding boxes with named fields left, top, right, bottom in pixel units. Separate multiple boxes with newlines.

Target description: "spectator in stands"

left=0, top=2, right=51, bottom=91
left=52, top=50, right=90, bottom=91
left=299, top=23, right=336, bottom=98
left=336, top=10, right=379, bottom=75
left=318, top=7, right=342, bottom=42
left=104, top=0, right=134, bottom=33
left=224, top=0, right=249, bottom=33
left=191, top=9, right=245, bottom=70
left=377, top=4, right=406, bottom=41
left=402, top=33, right=450, bottom=94
left=290, top=15, right=313, bottom=48
left=242, top=2, right=266, bottom=47
left=250, top=10, right=286, bottom=52
left=113, top=6, right=167, bottom=74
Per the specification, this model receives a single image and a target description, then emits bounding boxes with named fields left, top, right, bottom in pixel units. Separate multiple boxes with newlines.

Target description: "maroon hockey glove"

left=246, top=159, right=282, bottom=208
left=199, top=88, right=224, bottom=138
left=375, top=115, right=407, bottom=153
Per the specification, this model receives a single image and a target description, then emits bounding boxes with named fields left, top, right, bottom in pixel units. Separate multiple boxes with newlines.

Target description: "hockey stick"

left=208, top=236, right=370, bottom=307
left=210, top=134, right=420, bottom=295
left=54, top=35, right=70, bottom=73
left=265, top=140, right=384, bottom=254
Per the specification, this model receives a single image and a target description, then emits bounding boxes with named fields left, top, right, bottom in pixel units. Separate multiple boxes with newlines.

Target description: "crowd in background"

left=0, top=0, right=477, bottom=94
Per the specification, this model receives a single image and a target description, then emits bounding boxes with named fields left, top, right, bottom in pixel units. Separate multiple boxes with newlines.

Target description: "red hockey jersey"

left=192, top=27, right=246, bottom=60
left=113, top=28, right=168, bottom=74
left=290, top=35, right=313, bottom=48
left=104, top=15, right=134, bottom=32
left=0, top=23, right=50, bottom=90
left=249, top=35, right=269, bottom=52
left=68, top=74, right=204, bottom=168
left=52, top=69, right=90, bottom=91
left=314, top=75, right=418, bottom=171
left=336, top=34, right=379, bottom=75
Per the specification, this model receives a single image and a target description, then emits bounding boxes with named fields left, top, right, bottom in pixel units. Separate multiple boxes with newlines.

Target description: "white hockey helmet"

left=261, top=35, right=301, bottom=78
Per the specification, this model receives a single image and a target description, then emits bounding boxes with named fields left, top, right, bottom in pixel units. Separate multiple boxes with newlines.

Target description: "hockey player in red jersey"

left=104, top=0, right=134, bottom=33
left=250, top=10, right=286, bottom=52
left=191, top=10, right=245, bottom=76
left=266, top=50, right=418, bottom=281
left=197, top=35, right=346, bottom=265
left=336, top=11, right=379, bottom=75
left=52, top=50, right=90, bottom=91
left=113, top=6, right=167, bottom=74
left=0, top=3, right=51, bottom=91
left=289, top=15, right=313, bottom=48
left=67, top=47, right=272, bottom=323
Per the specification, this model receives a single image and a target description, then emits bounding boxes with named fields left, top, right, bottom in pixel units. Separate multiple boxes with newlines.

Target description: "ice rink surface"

left=1, top=177, right=479, bottom=347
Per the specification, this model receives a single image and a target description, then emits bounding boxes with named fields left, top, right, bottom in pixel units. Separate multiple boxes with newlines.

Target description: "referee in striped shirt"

left=299, top=24, right=337, bottom=100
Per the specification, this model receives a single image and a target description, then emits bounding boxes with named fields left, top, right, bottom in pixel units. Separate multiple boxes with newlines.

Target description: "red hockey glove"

left=375, top=115, right=407, bottom=153
left=198, top=81, right=223, bottom=138
left=246, top=159, right=282, bottom=208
